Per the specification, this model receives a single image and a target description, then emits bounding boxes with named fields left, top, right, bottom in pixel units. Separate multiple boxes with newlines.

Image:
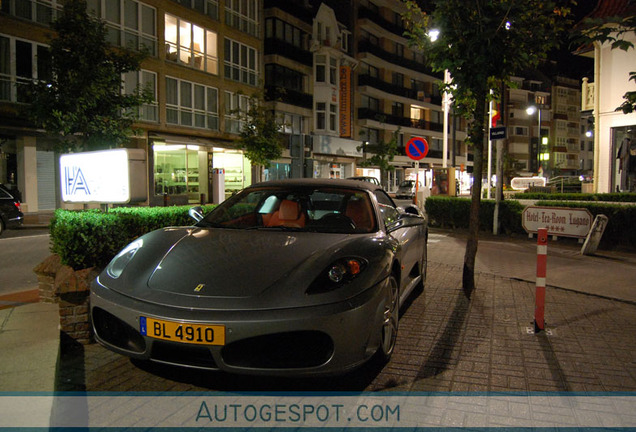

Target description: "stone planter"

left=33, top=254, right=100, bottom=345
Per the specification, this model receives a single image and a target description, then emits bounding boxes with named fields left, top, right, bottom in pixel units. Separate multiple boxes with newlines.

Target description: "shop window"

left=153, top=143, right=200, bottom=201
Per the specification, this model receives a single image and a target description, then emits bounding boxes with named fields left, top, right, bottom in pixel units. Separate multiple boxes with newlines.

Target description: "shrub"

left=536, top=200, right=636, bottom=250
left=425, top=197, right=524, bottom=234
left=49, top=205, right=216, bottom=270
left=425, top=195, right=636, bottom=250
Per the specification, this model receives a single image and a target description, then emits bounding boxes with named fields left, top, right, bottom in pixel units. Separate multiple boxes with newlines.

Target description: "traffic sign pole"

left=414, top=161, right=419, bottom=205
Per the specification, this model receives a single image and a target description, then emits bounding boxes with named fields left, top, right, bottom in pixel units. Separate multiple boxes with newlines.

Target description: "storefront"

left=613, top=125, right=636, bottom=192
left=0, top=136, right=57, bottom=212
left=152, top=140, right=251, bottom=205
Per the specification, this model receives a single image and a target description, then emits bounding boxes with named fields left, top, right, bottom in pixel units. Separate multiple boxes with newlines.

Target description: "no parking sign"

left=406, top=137, right=429, bottom=160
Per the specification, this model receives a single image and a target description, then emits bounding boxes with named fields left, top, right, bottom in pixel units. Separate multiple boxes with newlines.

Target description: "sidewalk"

left=0, top=227, right=635, bottom=395
left=429, top=228, right=636, bottom=303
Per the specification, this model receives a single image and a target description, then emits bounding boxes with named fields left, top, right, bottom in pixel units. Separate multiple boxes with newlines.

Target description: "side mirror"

left=403, top=204, right=421, bottom=216
left=387, top=213, right=425, bottom=233
left=189, top=206, right=204, bottom=222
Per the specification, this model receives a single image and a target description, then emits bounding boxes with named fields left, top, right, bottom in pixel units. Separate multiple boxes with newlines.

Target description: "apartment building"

left=506, top=76, right=552, bottom=178
left=263, top=0, right=470, bottom=193
left=551, top=76, right=582, bottom=177
left=0, top=0, right=261, bottom=212
left=352, top=0, right=468, bottom=192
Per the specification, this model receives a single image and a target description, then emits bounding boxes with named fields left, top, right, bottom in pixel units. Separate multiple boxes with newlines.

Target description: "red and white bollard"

left=534, top=228, right=548, bottom=333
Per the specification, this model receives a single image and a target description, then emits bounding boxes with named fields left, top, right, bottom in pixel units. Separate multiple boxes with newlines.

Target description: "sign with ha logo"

left=60, top=148, right=147, bottom=204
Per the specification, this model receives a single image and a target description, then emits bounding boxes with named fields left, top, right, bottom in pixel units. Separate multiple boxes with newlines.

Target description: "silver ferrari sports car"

left=90, top=178, right=427, bottom=376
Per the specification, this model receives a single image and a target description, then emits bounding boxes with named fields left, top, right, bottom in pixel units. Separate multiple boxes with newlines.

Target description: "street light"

left=526, top=105, right=542, bottom=176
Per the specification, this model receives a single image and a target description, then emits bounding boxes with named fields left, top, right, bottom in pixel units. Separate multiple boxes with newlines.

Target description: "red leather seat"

left=345, top=199, right=374, bottom=231
left=266, top=199, right=306, bottom=228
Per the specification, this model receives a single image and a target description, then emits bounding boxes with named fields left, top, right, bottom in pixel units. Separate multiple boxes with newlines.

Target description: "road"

left=0, top=228, right=51, bottom=295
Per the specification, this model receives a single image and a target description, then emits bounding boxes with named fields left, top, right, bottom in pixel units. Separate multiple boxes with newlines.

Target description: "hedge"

left=518, top=192, right=636, bottom=202
left=425, top=197, right=524, bottom=235
left=425, top=195, right=636, bottom=251
left=49, top=205, right=216, bottom=270
left=535, top=200, right=636, bottom=250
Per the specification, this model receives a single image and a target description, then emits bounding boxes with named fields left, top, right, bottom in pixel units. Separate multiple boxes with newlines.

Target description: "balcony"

left=358, top=74, right=418, bottom=100
left=263, top=0, right=313, bottom=23
left=264, top=38, right=312, bottom=66
left=358, top=108, right=443, bottom=132
left=265, top=86, right=313, bottom=110
left=357, top=6, right=406, bottom=38
left=581, top=77, right=595, bottom=112
left=357, top=40, right=438, bottom=77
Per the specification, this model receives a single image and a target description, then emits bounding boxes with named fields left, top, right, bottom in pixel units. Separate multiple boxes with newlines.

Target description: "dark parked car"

left=0, top=184, right=23, bottom=236
left=91, top=179, right=427, bottom=376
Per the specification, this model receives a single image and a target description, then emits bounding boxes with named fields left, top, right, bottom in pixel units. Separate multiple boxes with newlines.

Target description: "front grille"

left=222, top=331, right=334, bottom=369
left=92, top=307, right=145, bottom=353
left=151, top=340, right=218, bottom=369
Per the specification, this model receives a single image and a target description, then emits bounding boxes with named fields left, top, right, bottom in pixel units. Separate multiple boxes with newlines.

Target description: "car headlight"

left=306, top=257, right=367, bottom=294
left=106, top=239, right=143, bottom=279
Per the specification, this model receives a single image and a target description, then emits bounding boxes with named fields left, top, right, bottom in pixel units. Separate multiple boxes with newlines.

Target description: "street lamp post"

left=526, top=105, right=541, bottom=175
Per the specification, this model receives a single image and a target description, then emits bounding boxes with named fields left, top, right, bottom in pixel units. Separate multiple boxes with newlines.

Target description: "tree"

left=357, top=126, right=401, bottom=188
left=235, top=92, right=285, bottom=167
left=26, top=0, right=152, bottom=152
left=576, top=14, right=636, bottom=114
left=403, top=0, right=572, bottom=296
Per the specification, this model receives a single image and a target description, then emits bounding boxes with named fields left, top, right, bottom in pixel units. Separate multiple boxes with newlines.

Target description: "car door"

left=373, top=190, right=425, bottom=290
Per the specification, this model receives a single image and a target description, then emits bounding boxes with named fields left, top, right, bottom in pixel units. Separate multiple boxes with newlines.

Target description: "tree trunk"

left=462, top=91, right=488, bottom=298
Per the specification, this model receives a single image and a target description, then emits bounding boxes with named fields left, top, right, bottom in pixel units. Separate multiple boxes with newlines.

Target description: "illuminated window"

left=153, top=143, right=200, bottom=201
left=165, top=14, right=218, bottom=74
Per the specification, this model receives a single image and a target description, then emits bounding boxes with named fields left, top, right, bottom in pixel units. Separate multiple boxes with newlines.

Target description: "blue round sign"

left=406, top=137, right=429, bottom=161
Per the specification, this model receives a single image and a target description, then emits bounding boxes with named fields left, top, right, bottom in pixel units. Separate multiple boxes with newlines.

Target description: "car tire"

left=379, top=274, right=399, bottom=361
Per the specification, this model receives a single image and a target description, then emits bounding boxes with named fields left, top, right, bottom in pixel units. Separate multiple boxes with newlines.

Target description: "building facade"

left=578, top=0, right=636, bottom=193
left=1, top=0, right=473, bottom=215
left=0, top=0, right=262, bottom=212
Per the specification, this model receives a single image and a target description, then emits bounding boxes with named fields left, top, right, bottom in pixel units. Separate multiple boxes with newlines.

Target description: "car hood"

left=103, top=227, right=391, bottom=311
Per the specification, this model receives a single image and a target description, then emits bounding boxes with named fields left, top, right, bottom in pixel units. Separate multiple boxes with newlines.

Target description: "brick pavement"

left=46, top=230, right=636, bottom=393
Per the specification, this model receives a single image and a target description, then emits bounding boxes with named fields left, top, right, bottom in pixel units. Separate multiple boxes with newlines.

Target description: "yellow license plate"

left=140, top=316, right=225, bottom=346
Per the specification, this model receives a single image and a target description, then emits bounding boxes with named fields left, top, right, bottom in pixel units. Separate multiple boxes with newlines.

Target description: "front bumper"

left=6, top=213, right=23, bottom=229
left=90, top=278, right=388, bottom=377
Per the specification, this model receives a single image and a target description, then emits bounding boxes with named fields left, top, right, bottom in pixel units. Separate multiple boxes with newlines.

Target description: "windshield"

left=198, top=186, right=377, bottom=234
left=399, top=181, right=415, bottom=187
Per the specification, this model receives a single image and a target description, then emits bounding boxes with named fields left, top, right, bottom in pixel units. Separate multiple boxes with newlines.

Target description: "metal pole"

left=487, top=96, right=493, bottom=199
left=442, top=70, right=450, bottom=168
left=534, top=227, right=548, bottom=333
